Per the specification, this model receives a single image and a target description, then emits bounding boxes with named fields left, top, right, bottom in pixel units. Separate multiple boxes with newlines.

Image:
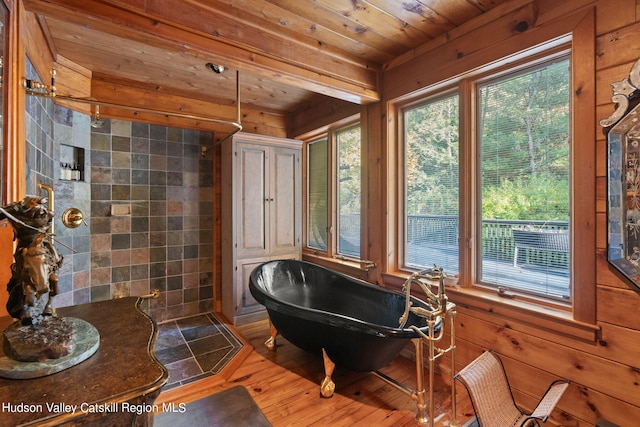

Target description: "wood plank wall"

left=591, top=1, right=640, bottom=425
left=292, top=0, right=640, bottom=425
left=450, top=0, right=638, bottom=425
left=10, top=0, right=640, bottom=425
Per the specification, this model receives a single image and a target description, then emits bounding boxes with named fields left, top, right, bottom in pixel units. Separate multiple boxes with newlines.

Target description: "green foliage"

left=482, top=176, right=569, bottom=220
left=406, top=94, right=460, bottom=215
left=479, top=60, right=570, bottom=221
left=405, top=59, right=570, bottom=221
left=337, top=126, right=361, bottom=214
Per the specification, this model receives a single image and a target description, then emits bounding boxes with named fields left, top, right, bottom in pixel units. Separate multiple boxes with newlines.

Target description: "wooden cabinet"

left=221, top=133, right=302, bottom=325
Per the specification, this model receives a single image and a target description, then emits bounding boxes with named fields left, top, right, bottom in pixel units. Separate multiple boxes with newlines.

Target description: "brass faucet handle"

left=62, top=207, right=87, bottom=228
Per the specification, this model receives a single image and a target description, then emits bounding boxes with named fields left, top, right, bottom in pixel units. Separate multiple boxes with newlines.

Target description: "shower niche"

left=59, top=144, right=84, bottom=181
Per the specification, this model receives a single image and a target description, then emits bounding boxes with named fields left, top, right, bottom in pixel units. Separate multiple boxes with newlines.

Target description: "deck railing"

left=340, top=214, right=569, bottom=268
left=483, top=219, right=569, bottom=268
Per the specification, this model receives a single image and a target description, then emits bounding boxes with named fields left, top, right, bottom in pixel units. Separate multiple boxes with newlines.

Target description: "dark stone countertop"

left=0, top=297, right=169, bottom=426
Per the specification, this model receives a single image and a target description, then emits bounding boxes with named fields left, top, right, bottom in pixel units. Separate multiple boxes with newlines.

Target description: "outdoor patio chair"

left=455, top=349, right=569, bottom=427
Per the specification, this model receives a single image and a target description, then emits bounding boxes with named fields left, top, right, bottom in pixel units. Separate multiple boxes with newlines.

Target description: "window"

left=307, top=138, right=328, bottom=251
left=404, top=94, right=459, bottom=273
left=305, top=123, right=362, bottom=259
left=401, top=53, right=571, bottom=302
left=478, top=59, right=570, bottom=301
left=337, top=125, right=362, bottom=257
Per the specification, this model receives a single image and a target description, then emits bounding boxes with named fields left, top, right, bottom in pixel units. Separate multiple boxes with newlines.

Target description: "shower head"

left=91, top=119, right=104, bottom=129
left=91, top=105, right=104, bottom=128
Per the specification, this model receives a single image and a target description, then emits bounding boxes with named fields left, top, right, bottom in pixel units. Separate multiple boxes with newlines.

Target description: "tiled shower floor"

left=155, top=313, right=244, bottom=390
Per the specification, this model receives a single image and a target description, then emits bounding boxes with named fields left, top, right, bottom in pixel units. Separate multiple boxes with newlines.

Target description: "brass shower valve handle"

left=62, top=207, right=87, bottom=228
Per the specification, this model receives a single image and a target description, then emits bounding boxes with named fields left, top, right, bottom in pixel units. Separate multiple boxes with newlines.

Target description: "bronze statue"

left=0, top=196, right=63, bottom=326
left=0, top=196, right=102, bottom=371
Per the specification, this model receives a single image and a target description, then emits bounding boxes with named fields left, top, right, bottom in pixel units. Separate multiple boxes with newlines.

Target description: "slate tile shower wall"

left=24, top=61, right=215, bottom=322
left=89, top=119, right=215, bottom=321
left=25, top=61, right=92, bottom=312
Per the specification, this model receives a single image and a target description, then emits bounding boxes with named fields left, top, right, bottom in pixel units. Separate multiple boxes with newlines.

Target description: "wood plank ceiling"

left=23, top=0, right=510, bottom=116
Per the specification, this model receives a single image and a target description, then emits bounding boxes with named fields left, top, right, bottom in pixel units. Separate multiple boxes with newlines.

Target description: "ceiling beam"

left=22, top=0, right=380, bottom=104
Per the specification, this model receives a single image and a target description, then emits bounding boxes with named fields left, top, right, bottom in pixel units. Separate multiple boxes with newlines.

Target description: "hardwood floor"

left=157, top=319, right=475, bottom=426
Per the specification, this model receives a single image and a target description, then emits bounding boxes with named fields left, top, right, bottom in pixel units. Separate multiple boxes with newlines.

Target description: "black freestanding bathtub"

left=248, top=259, right=439, bottom=373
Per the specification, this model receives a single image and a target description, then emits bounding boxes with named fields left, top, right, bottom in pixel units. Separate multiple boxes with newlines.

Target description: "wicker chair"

left=455, top=350, right=569, bottom=427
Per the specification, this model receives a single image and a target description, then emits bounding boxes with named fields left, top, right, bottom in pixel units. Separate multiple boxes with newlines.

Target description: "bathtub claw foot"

left=264, top=336, right=276, bottom=351
left=320, top=376, right=335, bottom=398
left=264, top=323, right=278, bottom=351
left=320, top=348, right=336, bottom=398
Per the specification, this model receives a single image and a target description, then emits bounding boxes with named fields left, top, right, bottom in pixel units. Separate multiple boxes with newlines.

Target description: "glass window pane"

left=337, top=126, right=361, bottom=257
left=307, top=138, right=328, bottom=251
left=478, top=58, right=570, bottom=300
left=404, top=94, right=459, bottom=273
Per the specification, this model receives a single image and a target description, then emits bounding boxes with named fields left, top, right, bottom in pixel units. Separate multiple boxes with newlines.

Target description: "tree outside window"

left=337, top=126, right=361, bottom=257
left=402, top=56, right=571, bottom=302
left=305, top=123, right=362, bottom=259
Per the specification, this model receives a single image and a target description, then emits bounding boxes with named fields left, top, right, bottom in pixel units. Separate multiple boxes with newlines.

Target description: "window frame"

left=302, top=116, right=365, bottom=265
left=473, top=53, right=572, bottom=302
left=335, top=123, right=363, bottom=259
left=400, top=89, right=461, bottom=274
left=399, top=50, right=573, bottom=302
left=306, top=136, right=329, bottom=253
left=388, top=24, right=597, bottom=340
